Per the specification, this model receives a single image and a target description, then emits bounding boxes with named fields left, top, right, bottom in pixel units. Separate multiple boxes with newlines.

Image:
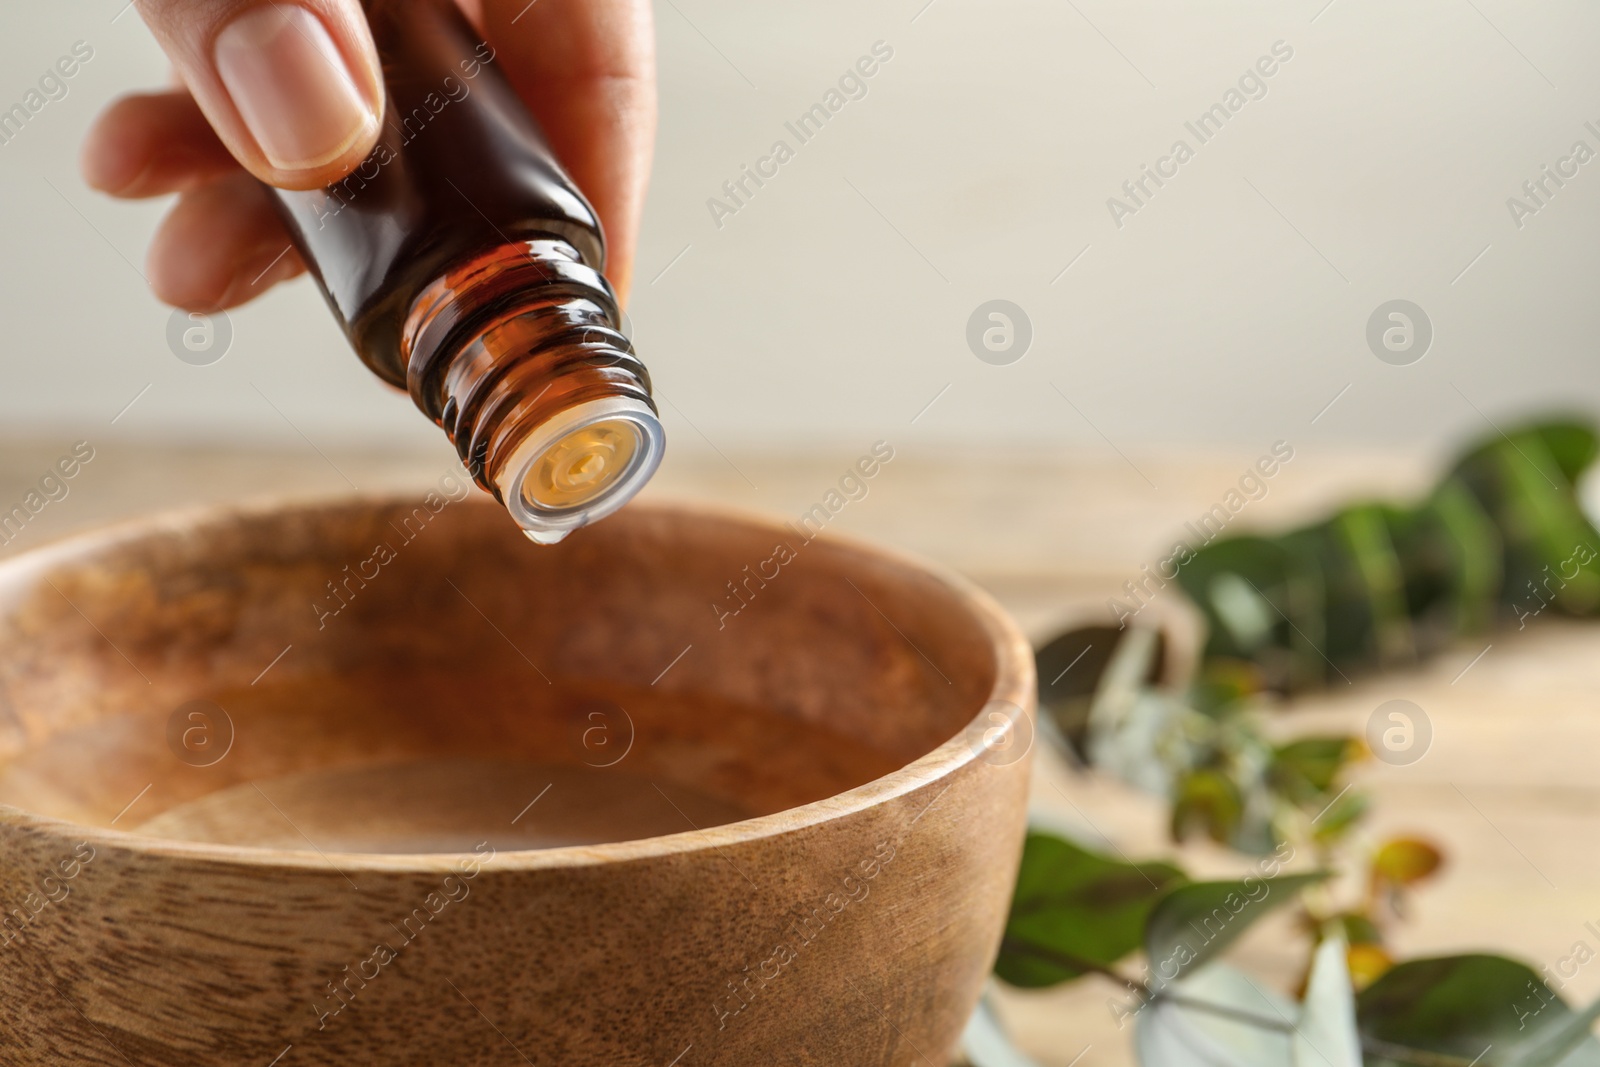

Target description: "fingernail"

left=214, top=4, right=377, bottom=174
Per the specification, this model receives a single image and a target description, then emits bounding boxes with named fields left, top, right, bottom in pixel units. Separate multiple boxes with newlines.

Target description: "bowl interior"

left=0, top=498, right=1002, bottom=854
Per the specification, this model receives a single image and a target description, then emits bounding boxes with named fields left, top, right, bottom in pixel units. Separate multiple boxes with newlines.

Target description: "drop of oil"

left=523, top=527, right=569, bottom=545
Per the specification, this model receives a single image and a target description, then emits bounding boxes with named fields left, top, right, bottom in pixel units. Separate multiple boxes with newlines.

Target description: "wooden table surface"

left=3, top=437, right=1592, bottom=1066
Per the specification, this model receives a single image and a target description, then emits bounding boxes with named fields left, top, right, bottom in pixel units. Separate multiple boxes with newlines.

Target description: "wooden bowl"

left=0, top=497, right=1033, bottom=1066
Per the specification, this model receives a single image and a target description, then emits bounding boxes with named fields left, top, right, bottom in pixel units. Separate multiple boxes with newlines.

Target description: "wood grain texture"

left=0, top=497, right=1034, bottom=1066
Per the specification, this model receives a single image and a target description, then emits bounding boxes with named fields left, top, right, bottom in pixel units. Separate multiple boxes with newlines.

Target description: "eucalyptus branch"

left=1148, top=990, right=1292, bottom=1032
left=996, top=938, right=1143, bottom=994
left=1015, top=418, right=1600, bottom=1067
left=1154, top=993, right=1489, bottom=1067
left=1356, top=1036, right=1485, bottom=1067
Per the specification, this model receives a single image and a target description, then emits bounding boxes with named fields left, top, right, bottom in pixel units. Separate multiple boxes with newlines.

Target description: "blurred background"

left=4, top=2, right=1600, bottom=1063
left=4, top=0, right=1599, bottom=454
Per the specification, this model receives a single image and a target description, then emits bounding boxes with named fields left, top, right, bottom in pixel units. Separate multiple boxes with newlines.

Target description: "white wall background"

left=1, top=0, right=1598, bottom=464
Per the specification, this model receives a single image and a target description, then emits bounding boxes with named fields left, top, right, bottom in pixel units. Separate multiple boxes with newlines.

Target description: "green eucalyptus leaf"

left=1144, top=871, right=1328, bottom=984
left=1189, top=658, right=1266, bottom=719
left=1311, top=790, right=1369, bottom=846
left=1498, top=439, right=1600, bottom=614
left=1528, top=419, right=1600, bottom=483
left=1420, top=479, right=1504, bottom=638
left=1282, top=518, right=1386, bottom=679
left=1452, top=431, right=1600, bottom=618
left=959, top=996, right=1044, bottom=1067
left=1333, top=911, right=1382, bottom=946
left=995, top=831, right=1186, bottom=989
left=1135, top=964, right=1296, bottom=1067
left=1335, top=504, right=1417, bottom=669
left=1176, top=537, right=1316, bottom=692
left=1371, top=838, right=1444, bottom=888
left=1035, top=626, right=1161, bottom=760
left=1160, top=420, right=1599, bottom=698
left=1294, top=928, right=1362, bottom=1067
left=1176, top=537, right=1289, bottom=653
left=1357, top=954, right=1600, bottom=1067
left=1171, top=769, right=1244, bottom=847
left=1086, top=630, right=1192, bottom=796
left=1452, top=419, right=1599, bottom=491
left=1381, top=502, right=1453, bottom=653
left=1276, top=532, right=1332, bottom=693
left=1280, top=505, right=1420, bottom=681
left=1515, top=993, right=1600, bottom=1067
left=1270, top=736, right=1360, bottom=805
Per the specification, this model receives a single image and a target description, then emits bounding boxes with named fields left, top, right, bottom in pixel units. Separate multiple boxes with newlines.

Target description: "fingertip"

left=147, top=172, right=303, bottom=310
left=81, top=91, right=241, bottom=198
left=147, top=221, right=222, bottom=311
left=149, top=229, right=307, bottom=312
left=208, top=2, right=385, bottom=190
left=80, top=97, right=148, bottom=196
left=246, top=112, right=381, bottom=191
left=214, top=243, right=307, bottom=309
left=132, top=0, right=386, bottom=192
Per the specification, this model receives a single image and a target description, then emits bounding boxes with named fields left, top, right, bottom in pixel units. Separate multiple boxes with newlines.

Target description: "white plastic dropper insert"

left=495, top=397, right=666, bottom=545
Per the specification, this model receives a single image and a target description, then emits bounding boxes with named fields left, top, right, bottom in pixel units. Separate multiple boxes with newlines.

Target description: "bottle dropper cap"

left=494, top=397, right=666, bottom=544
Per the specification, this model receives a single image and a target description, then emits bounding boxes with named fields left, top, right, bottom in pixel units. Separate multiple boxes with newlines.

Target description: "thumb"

left=135, top=0, right=384, bottom=190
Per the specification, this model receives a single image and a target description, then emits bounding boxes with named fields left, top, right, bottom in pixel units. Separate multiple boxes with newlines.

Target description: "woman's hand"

left=81, top=0, right=656, bottom=311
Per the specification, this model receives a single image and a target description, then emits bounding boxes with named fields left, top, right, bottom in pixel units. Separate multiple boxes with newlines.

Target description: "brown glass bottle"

left=268, top=0, right=663, bottom=543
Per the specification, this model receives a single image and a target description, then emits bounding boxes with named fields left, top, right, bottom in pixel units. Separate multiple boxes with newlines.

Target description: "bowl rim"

left=0, top=493, right=1036, bottom=875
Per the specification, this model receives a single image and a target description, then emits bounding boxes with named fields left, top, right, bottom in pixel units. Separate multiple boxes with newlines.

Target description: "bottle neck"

left=400, top=238, right=664, bottom=543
